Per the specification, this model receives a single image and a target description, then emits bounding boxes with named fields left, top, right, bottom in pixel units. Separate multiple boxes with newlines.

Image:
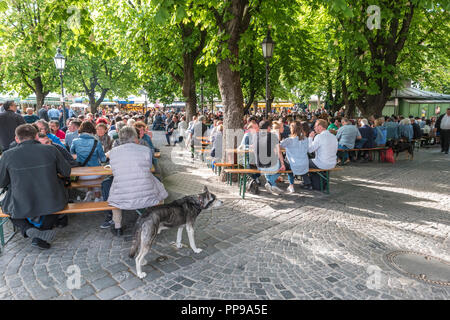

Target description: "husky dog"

left=129, top=186, right=223, bottom=279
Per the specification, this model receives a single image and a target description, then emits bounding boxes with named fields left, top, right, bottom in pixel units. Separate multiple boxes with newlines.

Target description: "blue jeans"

left=265, top=173, right=280, bottom=186
left=102, top=176, right=114, bottom=221
left=338, top=145, right=350, bottom=162
left=259, top=162, right=280, bottom=187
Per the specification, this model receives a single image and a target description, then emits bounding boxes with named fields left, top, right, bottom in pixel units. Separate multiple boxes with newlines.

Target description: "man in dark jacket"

left=0, top=124, right=71, bottom=249
left=38, top=105, right=50, bottom=121
left=411, top=118, right=422, bottom=140
left=357, top=119, right=375, bottom=161
left=0, top=101, right=26, bottom=152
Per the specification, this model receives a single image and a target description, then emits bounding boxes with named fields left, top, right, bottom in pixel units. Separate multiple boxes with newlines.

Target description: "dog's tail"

left=129, top=224, right=142, bottom=259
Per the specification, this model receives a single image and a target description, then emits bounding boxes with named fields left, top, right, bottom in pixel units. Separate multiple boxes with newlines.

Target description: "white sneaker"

left=265, top=183, right=273, bottom=193
left=286, top=185, right=295, bottom=194
left=94, top=197, right=103, bottom=202
left=271, top=186, right=283, bottom=194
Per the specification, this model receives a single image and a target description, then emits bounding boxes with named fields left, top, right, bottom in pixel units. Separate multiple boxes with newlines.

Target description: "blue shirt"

left=373, top=126, right=387, bottom=146
left=65, top=130, right=79, bottom=150
left=384, top=122, right=399, bottom=140
left=48, top=108, right=60, bottom=119
left=336, top=124, right=361, bottom=149
left=398, top=124, right=413, bottom=141
left=280, top=137, right=309, bottom=175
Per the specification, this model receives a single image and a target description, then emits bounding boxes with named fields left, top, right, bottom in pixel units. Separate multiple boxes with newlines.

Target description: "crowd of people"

left=1, top=99, right=449, bottom=249
left=0, top=101, right=167, bottom=249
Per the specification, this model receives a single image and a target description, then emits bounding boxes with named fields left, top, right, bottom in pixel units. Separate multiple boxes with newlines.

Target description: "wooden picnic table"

left=70, top=166, right=113, bottom=177
left=71, top=166, right=155, bottom=177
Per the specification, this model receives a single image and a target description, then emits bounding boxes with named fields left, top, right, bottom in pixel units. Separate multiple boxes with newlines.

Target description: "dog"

left=386, top=138, right=414, bottom=160
left=129, top=186, right=223, bottom=279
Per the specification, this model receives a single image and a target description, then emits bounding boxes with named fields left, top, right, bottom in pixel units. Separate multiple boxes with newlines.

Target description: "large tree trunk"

left=182, top=56, right=197, bottom=122
left=93, top=89, right=109, bottom=114
left=217, top=56, right=244, bottom=163
left=212, top=0, right=251, bottom=166
left=33, top=77, right=49, bottom=109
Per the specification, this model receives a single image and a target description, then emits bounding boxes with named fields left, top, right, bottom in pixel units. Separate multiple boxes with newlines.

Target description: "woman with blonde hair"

left=280, top=121, right=310, bottom=193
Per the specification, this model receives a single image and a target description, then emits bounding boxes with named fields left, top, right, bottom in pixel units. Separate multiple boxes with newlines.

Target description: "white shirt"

left=441, top=114, right=450, bottom=130
left=308, top=130, right=338, bottom=169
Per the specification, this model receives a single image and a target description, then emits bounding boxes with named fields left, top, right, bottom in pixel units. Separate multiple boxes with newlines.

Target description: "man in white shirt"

left=308, top=119, right=338, bottom=170
left=436, top=108, right=450, bottom=154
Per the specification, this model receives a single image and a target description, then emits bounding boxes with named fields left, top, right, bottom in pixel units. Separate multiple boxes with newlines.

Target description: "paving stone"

left=71, top=284, right=96, bottom=300
left=119, top=278, right=145, bottom=291
left=174, top=257, right=195, bottom=267
left=91, top=276, right=118, bottom=291
left=97, top=286, right=125, bottom=300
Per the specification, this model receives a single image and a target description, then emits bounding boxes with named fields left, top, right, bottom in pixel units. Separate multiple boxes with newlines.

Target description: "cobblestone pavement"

left=0, top=132, right=449, bottom=300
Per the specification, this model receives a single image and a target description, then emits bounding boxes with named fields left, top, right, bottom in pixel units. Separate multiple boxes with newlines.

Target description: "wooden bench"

left=337, top=147, right=388, bottom=164
left=213, top=163, right=238, bottom=176
left=0, top=200, right=164, bottom=253
left=223, top=167, right=343, bottom=199
left=0, top=202, right=117, bottom=219
left=0, top=201, right=118, bottom=253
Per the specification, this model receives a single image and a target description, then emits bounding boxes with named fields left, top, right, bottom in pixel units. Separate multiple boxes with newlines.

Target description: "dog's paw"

left=193, top=248, right=203, bottom=254
left=137, top=272, right=147, bottom=279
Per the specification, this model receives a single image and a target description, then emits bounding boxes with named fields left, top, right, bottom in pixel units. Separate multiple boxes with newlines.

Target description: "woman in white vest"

left=107, top=126, right=168, bottom=236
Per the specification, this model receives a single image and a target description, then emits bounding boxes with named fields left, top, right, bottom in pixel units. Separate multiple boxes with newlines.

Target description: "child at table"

left=280, top=121, right=311, bottom=193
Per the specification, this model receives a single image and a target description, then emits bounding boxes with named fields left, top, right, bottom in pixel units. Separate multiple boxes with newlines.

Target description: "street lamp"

left=261, top=29, right=275, bottom=118
left=54, top=48, right=67, bottom=126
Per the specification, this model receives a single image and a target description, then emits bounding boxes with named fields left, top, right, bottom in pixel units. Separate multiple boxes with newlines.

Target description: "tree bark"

left=33, top=76, right=49, bottom=109
left=182, top=55, right=197, bottom=122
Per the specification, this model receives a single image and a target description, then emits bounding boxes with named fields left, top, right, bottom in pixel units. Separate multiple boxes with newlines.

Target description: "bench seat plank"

left=223, top=167, right=343, bottom=199
left=0, top=202, right=117, bottom=218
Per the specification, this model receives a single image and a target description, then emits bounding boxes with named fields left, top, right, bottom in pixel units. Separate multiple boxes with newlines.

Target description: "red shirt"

left=55, top=129, right=66, bottom=140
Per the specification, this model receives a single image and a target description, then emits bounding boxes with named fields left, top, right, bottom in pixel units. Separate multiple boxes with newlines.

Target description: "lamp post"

left=54, top=48, right=67, bottom=126
left=261, top=29, right=275, bottom=118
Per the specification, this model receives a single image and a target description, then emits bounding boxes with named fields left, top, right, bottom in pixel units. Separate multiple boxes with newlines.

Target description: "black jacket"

left=0, top=140, right=71, bottom=219
left=0, top=110, right=25, bottom=151
left=412, top=122, right=422, bottom=139
left=38, top=108, right=49, bottom=121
